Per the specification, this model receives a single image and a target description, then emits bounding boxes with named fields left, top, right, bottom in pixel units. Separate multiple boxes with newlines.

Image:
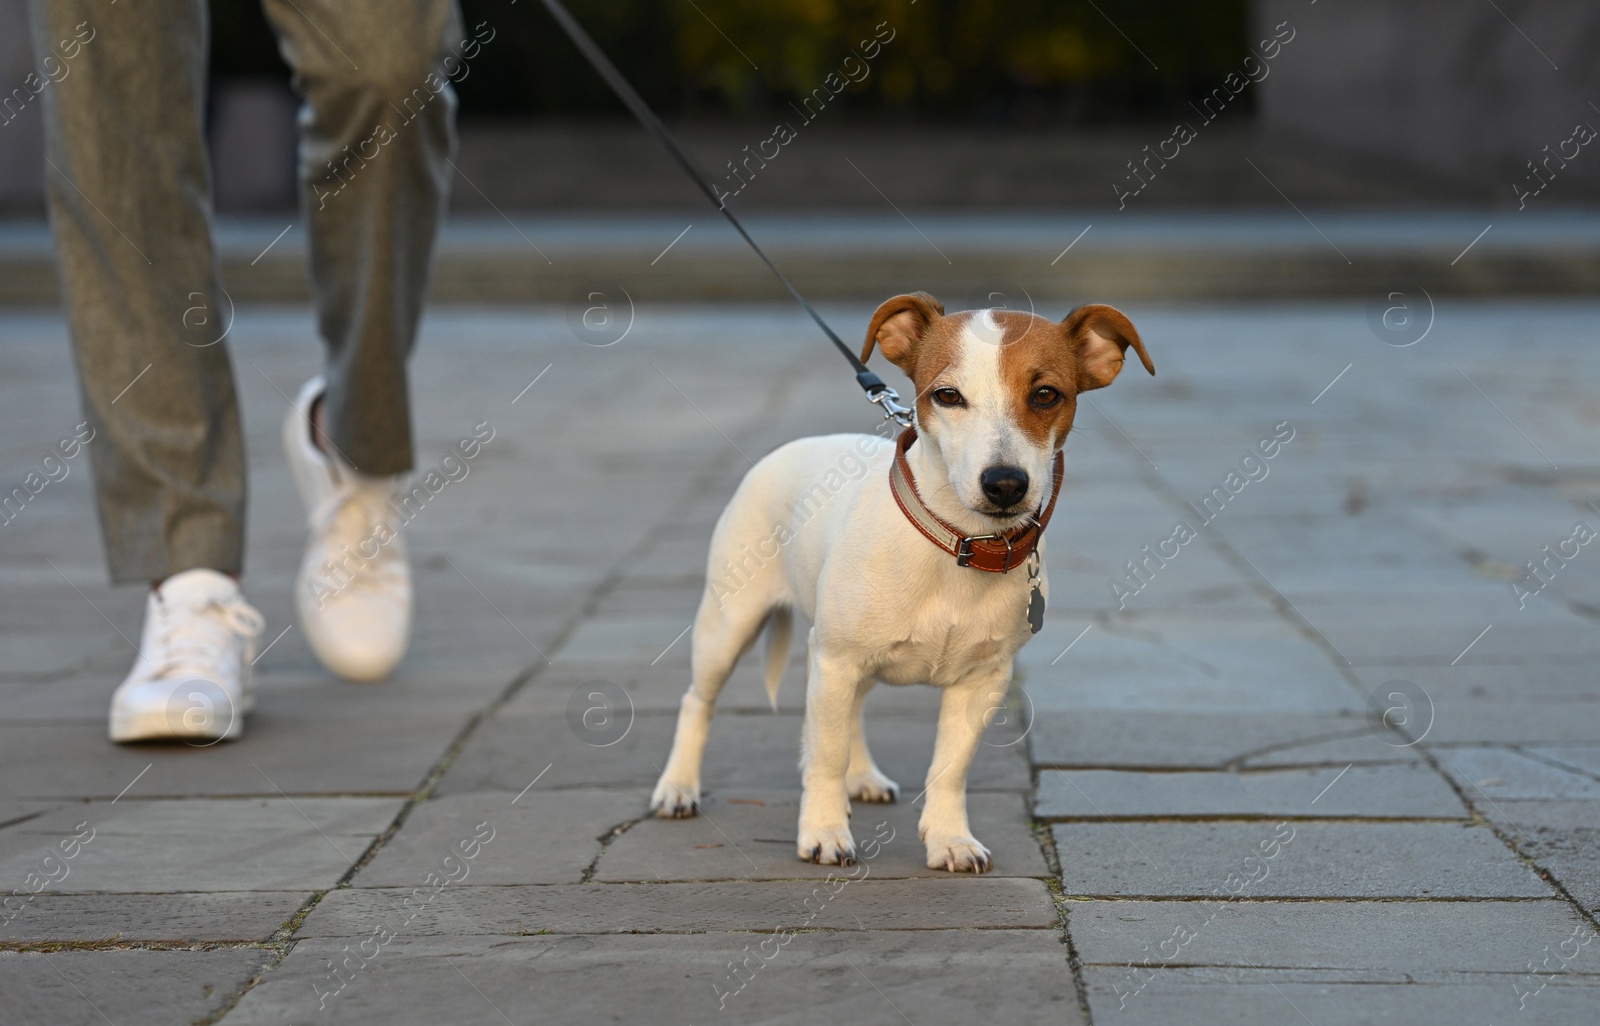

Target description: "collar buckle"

left=955, top=533, right=1003, bottom=568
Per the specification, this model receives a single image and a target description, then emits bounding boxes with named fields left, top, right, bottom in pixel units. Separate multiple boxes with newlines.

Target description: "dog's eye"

left=932, top=388, right=965, bottom=407
left=1031, top=386, right=1064, bottom=408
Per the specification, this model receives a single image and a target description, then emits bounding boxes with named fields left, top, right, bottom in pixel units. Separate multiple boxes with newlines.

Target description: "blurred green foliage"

left=210, top=0, right=1250, bottom=123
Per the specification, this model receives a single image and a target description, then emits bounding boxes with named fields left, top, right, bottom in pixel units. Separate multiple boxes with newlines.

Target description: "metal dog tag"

left=1025, top=552, right=1044, bottom=634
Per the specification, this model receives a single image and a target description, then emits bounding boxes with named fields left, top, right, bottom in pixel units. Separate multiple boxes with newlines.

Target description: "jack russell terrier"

left=651, top=292, right=1153, bottom=872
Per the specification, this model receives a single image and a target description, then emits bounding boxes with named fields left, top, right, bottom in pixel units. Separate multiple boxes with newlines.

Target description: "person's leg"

left=33, top=0, right=264, bottom=743
left=261, top=0, right=461, bottom=681
left=260, top=0, right=462, bottom=475
left=30, top=0, right=245, bottom=584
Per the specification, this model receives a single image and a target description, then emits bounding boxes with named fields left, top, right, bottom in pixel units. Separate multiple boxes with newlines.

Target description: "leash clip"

left=868, top=386, right=914, bottom=427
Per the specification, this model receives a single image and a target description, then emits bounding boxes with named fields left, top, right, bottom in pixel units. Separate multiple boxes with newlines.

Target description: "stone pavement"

left=1, top=294, right=1598, bottom=1024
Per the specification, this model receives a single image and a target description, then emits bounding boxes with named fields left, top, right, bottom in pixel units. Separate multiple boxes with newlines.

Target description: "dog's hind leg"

left=796, top=644, right=867, bottom=865
left=845, top=682, right=899, bottom=803
left=650, top=596, right=775, bottom=818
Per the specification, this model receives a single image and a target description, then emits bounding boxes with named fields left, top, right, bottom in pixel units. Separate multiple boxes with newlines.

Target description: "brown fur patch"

left=995, top=311, right=1080, bottom=449
left=903, top=311, right=971, bottom=423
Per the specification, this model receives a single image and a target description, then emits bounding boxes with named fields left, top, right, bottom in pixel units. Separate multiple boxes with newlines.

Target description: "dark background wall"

left=210, top=0, right=1253, bottom=125
left=3, top=0, right=1597, bottom=212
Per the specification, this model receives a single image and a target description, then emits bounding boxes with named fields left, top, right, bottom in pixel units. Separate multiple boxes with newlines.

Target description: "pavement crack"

left=1221, top=727, right=1383, bottom=771
left=1511, top=744, right=1600, bottom=787
left=1406, top=744, right=1600, bottom=937
left=580, top=814, right=652, bottom=884
left=1449, top=537, right=1600, bottom=624
left=0, top=808, right=49, bottom=832
left=0, top=939, right=283, bottom=954
left=1028, top=742, right=1097, bottom=1024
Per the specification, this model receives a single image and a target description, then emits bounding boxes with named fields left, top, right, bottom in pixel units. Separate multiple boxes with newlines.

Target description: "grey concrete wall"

left=0, top=0, right=46, bottom=213
left=209, top=79, right=298, bottom=212
left=1254, top=0, right=1600, bottom=201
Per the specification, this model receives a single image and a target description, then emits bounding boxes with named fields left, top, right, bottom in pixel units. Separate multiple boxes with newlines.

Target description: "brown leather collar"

left=889, top=427, right=1064, bottom=573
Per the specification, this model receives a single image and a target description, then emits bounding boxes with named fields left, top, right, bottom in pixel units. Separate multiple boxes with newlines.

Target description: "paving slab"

left=0, top=799, right=401, bottom=893
left=1331, top=661, right=1600, bottom=746
left=436, top=708, right=1032, bottom=798
left=1052, top=822, right=1553, bottom=899
left=1025, top=612, right=1357, bottom=715
left=595, top=790, right=1049, bottom=882
left=1280, top=596, right=1590, bottom=666
left=556, top=613, right=701, bottom=666
left=223, top=930, right=1085, bottom=1026
left=587, top=578, right=705, bottom=616
left=352, top=790, right=644, bottom=888
left=1199, top=512, right=1499, bottom=596
left=14, top=641, right=522, bottom=721
left=0, top=717, right=454, bottom=799
left=0, top=948, right=263, bottom=1026
left=305, top=877, right=1058, bottom=936
left=1438, top=747, right=1600, bottom=801
left=1037, top=765, right=1467, bottom=820
left=1526, top=745, right=1600, bottom=780
left=1080, top=966, right=1600, bottom=1026
left=1418, top=699, right=1600, bottom=746
left=1471, top=800, right=1600, bottom=915
left=1022, top=515, right=1277, bottom=617
left=505, top=653, right=937, bottom=716
left=1028, top=710, right=1408, bottom=769
left=1070, top=899, right=1591, bottom=972
left=0, top=891, right=304, bottom=944
left=504, top=657, right=808, bottom=716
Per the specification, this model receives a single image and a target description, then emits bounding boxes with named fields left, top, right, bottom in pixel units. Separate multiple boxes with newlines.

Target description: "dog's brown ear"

left=862, top=292, right=944, bottom=372
left=1062, top=304, right=1154, bottom=392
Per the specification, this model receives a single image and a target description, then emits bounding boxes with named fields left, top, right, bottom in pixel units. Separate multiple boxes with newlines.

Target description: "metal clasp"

left=868, top=386, right=914, bottom=427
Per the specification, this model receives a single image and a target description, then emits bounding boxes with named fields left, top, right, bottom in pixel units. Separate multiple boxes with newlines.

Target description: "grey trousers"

left=30, top=0, right=461, bottom=584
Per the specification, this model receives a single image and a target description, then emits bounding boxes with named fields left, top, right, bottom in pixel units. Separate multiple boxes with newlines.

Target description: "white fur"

left=650, top=411, right=1050, bottom=872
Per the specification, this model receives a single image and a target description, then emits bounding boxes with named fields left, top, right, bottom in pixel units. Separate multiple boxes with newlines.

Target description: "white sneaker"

left=109, top=569, right=265, bottom=743
left=284, top=376, right=413, bottom=682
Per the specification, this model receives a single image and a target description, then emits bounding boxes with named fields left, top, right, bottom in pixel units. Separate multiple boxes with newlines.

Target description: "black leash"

left=538, top=0, right=913, bottom=427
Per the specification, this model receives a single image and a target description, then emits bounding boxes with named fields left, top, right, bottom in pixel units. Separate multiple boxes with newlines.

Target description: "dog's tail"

left=762, top=605, right=792, bottom=711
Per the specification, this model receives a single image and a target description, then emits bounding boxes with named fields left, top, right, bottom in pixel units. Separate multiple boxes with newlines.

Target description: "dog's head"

left=862, top=292, right=1153, bottom=525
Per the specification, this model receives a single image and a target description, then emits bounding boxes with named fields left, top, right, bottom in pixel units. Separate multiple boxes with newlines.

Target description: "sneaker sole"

left=108, top=678, right=250, bottom=744
left=109, top=708, right=244, bottom=743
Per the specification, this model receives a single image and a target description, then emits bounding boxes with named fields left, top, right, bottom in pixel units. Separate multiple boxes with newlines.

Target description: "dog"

left=651, top=292, right=1153, bottom=872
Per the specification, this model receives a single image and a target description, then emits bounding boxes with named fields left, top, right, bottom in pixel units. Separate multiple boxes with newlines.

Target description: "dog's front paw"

left=924, top=834, right=992, bottom=873
left=846, top=767, right=900, bottom=804
left=649, top=777, right=700, bottom=819
left=796, top=823, right=857, bottom=866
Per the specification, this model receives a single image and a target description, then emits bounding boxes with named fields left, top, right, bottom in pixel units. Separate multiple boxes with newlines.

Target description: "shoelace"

left=315, top=487, right=408, bottom=599
left=146, top=593, right=266, bottom=682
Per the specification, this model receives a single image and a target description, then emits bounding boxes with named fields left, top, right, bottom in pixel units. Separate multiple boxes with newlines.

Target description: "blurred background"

left=3, top=0, right=1598, bottom=212
left=2, top=0, right=1597, bottom=302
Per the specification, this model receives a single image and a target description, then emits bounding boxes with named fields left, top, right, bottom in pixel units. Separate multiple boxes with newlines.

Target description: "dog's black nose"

left=980, top=466, right=1030, bottom=509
